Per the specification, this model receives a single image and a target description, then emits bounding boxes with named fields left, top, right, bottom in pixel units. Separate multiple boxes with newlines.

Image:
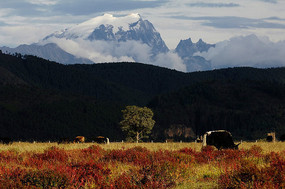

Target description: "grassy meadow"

left=0, top=142, right=284, bottom=188
left=1, top=141, right=285, bottom=153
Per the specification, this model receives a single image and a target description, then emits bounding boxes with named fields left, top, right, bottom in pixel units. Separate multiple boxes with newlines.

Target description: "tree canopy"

left=120, top=106, right=155, bottom=143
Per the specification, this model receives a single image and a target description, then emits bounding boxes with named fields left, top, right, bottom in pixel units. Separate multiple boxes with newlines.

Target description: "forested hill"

left=0, top=52, right=189, bottom=105
left=1, top=51, right=285, bottom=141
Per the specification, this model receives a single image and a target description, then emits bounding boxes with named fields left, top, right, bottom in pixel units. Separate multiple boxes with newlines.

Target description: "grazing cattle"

left=94, top=136, right=108, bottom=144
left=266, top=132, right=276, bottom=142
left=279, top=134, right=285, bottom=142
left=73, top=136, right=85, bottom=143
left=0, top=137, right=12, bottom=145
left=202, top=130, right=240, bottom=150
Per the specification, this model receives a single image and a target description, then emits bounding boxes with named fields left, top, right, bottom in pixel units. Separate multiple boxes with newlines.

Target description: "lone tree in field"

left=120, top=106, right=155, bottom=143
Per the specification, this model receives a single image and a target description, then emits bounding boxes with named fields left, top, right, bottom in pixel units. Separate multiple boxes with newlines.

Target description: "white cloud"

left=27, top=0, right=58, bottom=6
left=1, top=0, right=285, bottom=55
left=43, top=37, right=186, bottom=71
left=196, top=34, right=285, bottom=68
left=0, top=25, right=57, bottom=47
left=258, top=0, right=277, bottom=3
left=187, top=3, right=240, bottom=8
left=154, top=52, right=186, bottom=71
left=1, top=0, right=285, bottom=49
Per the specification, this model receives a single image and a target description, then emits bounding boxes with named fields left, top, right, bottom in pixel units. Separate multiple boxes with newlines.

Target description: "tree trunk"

left=136, top=132, right=139, bottom=143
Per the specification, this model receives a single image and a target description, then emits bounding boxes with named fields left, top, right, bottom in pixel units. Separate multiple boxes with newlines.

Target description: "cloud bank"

left=1, top=0, right=285, bottom=49
left=196, top=34, right=285, bottom=69
left=171, top=16, right=285, bottom=29
left=258, top=0, right=277, bottom=4
left=43, top=37, right=186, bottom=72
left=187, top=3, right=240, bottom=8
left=52, top=0, right=168, bottom=16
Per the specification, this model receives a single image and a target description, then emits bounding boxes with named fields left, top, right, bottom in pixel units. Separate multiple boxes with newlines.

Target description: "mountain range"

left=0, top=13, right=214, bottom=72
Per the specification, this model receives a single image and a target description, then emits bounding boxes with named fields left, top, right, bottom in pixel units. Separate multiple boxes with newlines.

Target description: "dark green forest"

left=1, top=51, right=285, bottom=141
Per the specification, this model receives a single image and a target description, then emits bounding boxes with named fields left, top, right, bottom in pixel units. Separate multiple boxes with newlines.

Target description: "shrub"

left=0, top=167, right=26, bottom=188
left=21, top=169, right=70, bottom=188
left=68, top=160, right=112, bottom=188
left=81, top=145, right=105, bottom=156
left=246, top=145, right=263, bottom=157
left=104, top=147, right=151, bottom=166
left=0, top=150, right=20, bottom=163
left=219, top=154, right=285, bottom=188
left=32, top=146, right=68, bottom=163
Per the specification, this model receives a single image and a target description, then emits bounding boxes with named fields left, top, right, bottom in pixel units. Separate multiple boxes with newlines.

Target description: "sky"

left=1, top=0, right=285, bottom=49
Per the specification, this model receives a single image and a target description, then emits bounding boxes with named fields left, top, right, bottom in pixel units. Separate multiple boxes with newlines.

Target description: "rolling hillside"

left=1, top=51, right=285, bottom=141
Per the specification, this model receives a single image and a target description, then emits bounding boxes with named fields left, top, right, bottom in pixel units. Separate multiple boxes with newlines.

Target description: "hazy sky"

left=0, top=0, right=285, bottom=49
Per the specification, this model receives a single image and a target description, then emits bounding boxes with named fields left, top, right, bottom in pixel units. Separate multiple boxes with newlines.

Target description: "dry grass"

left=0, top=142, right=203, bottom=154
left=102, top=142, right=203, bottom=151
left=239, top=141, right=285, bottom=153
left=1, top=141, right=284, bottom=153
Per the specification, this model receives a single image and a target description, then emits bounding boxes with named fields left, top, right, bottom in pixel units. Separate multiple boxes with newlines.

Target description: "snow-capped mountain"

left=0, top=13, right=215, bottom=72
left=44, top=13, right=169, bottom=56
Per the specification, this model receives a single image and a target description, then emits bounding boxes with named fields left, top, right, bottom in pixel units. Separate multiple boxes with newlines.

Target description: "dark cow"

left=94, top=136, right=108, bottom=144
left=266, top=132, right=276, bottom=142
left=280, top=134, right=285, bottom=142
left=73, top=136, right=85, bottom=143
left=266, top=136, right=273, bottom=142
left=202, top=130, right=240, bottom=150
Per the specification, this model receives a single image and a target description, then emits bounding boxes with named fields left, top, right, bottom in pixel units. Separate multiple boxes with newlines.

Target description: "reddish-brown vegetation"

left=0, top=145, right=284, bottom=188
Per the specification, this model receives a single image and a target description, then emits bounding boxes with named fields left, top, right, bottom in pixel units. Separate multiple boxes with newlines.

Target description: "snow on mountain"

left=40, top=13, right=186, bottom=71
left=44, top=13, right=169, bottom=56
left=45, top=13, right=142, bottom=40
left=3, top=14, right=283, bottom=72
left=2, top=14, right=218, bottom=72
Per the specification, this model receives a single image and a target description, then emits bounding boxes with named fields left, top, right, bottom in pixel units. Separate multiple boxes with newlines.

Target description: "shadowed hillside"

left=149, top=80, right=285, bottom=141
left=1, top=51, right=285, bottom=141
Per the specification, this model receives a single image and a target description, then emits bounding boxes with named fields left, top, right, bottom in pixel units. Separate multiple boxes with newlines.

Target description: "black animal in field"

left=202, top=130, right=240, bottom=150
left=266, top=132, right=276, bottom=142
left=280, top=134, right=285, bottom=142
left=93, top=136, right=109, bottom=144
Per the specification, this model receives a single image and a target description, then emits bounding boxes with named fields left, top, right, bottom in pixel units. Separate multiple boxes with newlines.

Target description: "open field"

left=0, top=142, right=284, bottom=188
left=1, top=141, right=285, bottom=153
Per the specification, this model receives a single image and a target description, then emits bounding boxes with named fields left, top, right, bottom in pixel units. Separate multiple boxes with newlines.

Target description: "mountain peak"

left=197, top=38, right=204, bottom=43
left=186, top=38, right=193, bottom=44
left=175, top=37, right=215, bottom=58
left=43, top=13, right=144, bottom=41
left=43, top=13, right=169, bottom=56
